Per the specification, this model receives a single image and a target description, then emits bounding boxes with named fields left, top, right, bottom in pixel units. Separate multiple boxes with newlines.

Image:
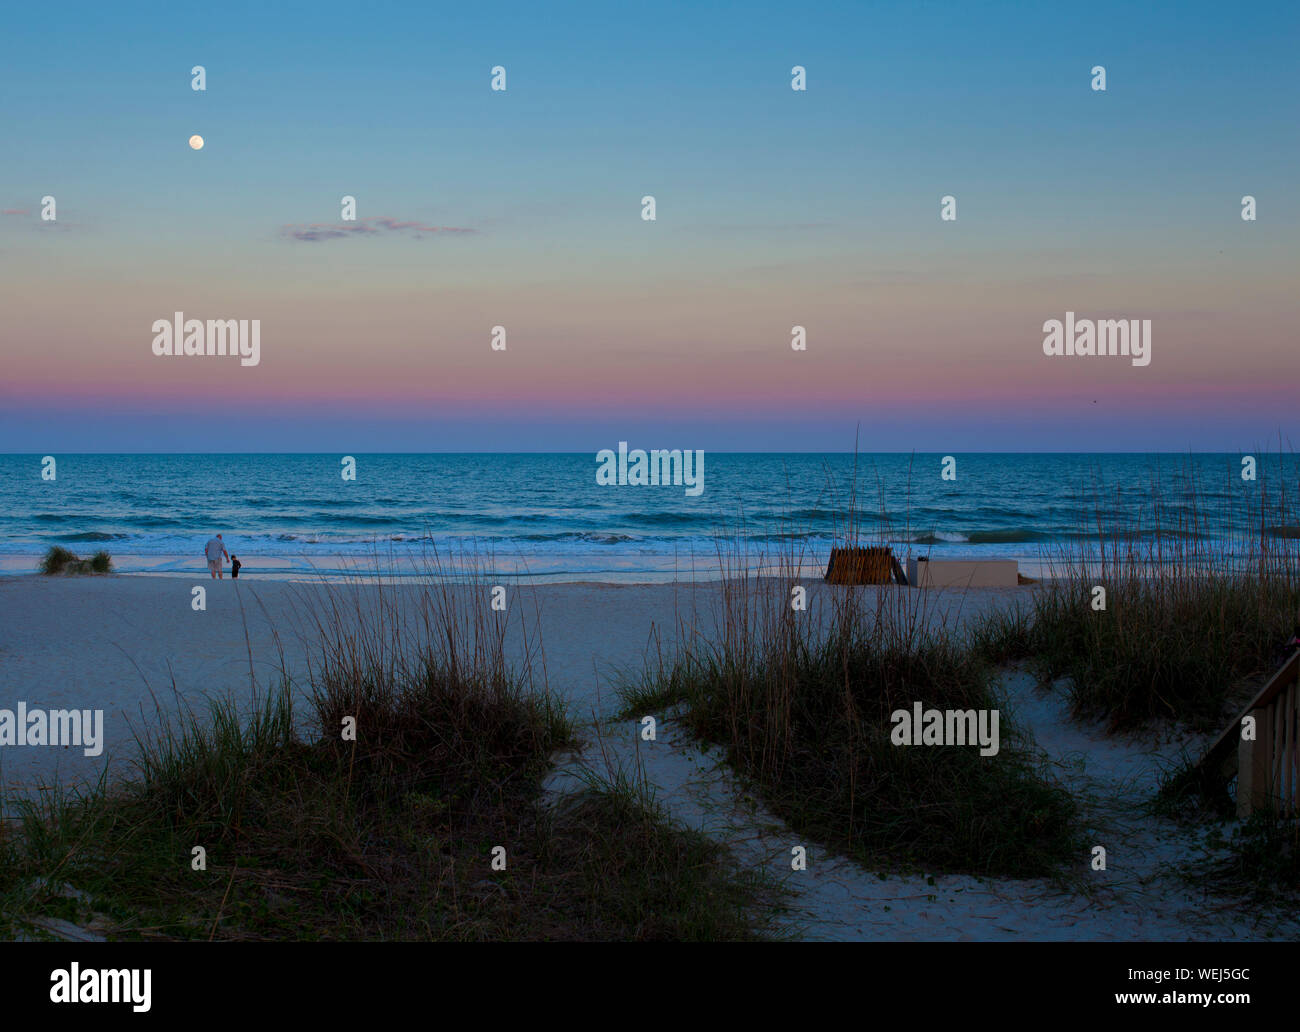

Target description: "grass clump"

left=529, top=770, right=787, bottom=940
left=1205, top=813, right=1300, bottom=904
left=622, top=564, right=1078, bottom=878
left=1153, top=753, right=1236, bottom=820
left=38, top=545, right=77, bottom=574
left=38, top=545, right=112, bottom=575
left=1170, top=810, right=1300, bottom=909
left=983, top=457, right=1300, bottom=733
left=1014, top=573, right=1300, bottom=733
left=1155, top=754, right=1299, bottom=909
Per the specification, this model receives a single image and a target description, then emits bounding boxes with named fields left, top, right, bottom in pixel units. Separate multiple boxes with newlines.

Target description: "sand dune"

left=1, top=573, right=1291, bottom=941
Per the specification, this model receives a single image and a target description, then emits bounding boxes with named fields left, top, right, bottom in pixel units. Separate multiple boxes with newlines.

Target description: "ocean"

left=1, top=453, right=1294, bottom=580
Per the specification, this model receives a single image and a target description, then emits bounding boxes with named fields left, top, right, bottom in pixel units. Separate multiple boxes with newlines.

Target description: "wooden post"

left=1238, top=706, right=1273, bottom=818
left=1285, top=682, right=1297, bottom=811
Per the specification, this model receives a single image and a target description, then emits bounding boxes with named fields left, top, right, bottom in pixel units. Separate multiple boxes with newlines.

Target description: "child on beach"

left=231, top=555, right=242, bottom=579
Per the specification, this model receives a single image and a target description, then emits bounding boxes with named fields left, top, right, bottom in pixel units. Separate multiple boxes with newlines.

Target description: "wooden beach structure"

left=824, top=546, right=907, bottom=585
left=823, top=550, right=1023, bottom=589
left=1196, top=650, right=1300, bottom=817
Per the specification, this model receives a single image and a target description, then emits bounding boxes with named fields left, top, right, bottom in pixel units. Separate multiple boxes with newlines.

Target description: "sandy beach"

left=3, top=571, right=1291, bottom=942
left=0, top=572, right=1024, bottom=792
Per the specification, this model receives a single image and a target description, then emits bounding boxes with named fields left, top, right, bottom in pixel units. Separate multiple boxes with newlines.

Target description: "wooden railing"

left=1198, top=649, right=1300, bottom=817
left=1238, top=653, right=1300, bottom=817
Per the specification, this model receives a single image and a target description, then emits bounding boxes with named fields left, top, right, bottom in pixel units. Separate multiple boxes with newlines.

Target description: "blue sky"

left=2, top=0, right=1297, bottom=451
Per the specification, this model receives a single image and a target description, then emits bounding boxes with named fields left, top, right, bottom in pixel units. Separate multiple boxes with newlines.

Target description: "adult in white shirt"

left=204, top=533, right=229, bottom=579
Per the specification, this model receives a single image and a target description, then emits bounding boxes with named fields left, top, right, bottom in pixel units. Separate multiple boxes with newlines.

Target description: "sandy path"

left=547, top=667, right=1298, bottom=941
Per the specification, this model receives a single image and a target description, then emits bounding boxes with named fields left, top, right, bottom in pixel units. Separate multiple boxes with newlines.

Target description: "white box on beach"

left=907, top=557, right=1019, bottom=588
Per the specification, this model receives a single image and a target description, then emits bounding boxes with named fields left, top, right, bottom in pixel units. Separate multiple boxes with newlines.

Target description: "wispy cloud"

left=280, top=216, right=477, bottom=242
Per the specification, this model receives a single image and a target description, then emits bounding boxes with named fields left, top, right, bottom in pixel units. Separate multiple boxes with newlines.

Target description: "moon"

left=189, top=135, right=204, bottom=150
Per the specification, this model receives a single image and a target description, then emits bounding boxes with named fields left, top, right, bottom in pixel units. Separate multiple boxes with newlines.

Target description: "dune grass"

left=1201, top=811, right=1300, bottom=904
left=37, top=545, right=77, bottom=574
left=1, top=553, right=783, bottom=941
left=38, top=545, right=112, bottom=575
left=1153, top=747, right=1300, bottom=907
left=971, top=455, right=1300, bottom=905
left=976, top=456, right=1300, bottom=733
left=1157, top=760, right=1300, bottom=906
left=0, top=686, right=777, bottom=940
left=620, top=540, right=1079, bottom=878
